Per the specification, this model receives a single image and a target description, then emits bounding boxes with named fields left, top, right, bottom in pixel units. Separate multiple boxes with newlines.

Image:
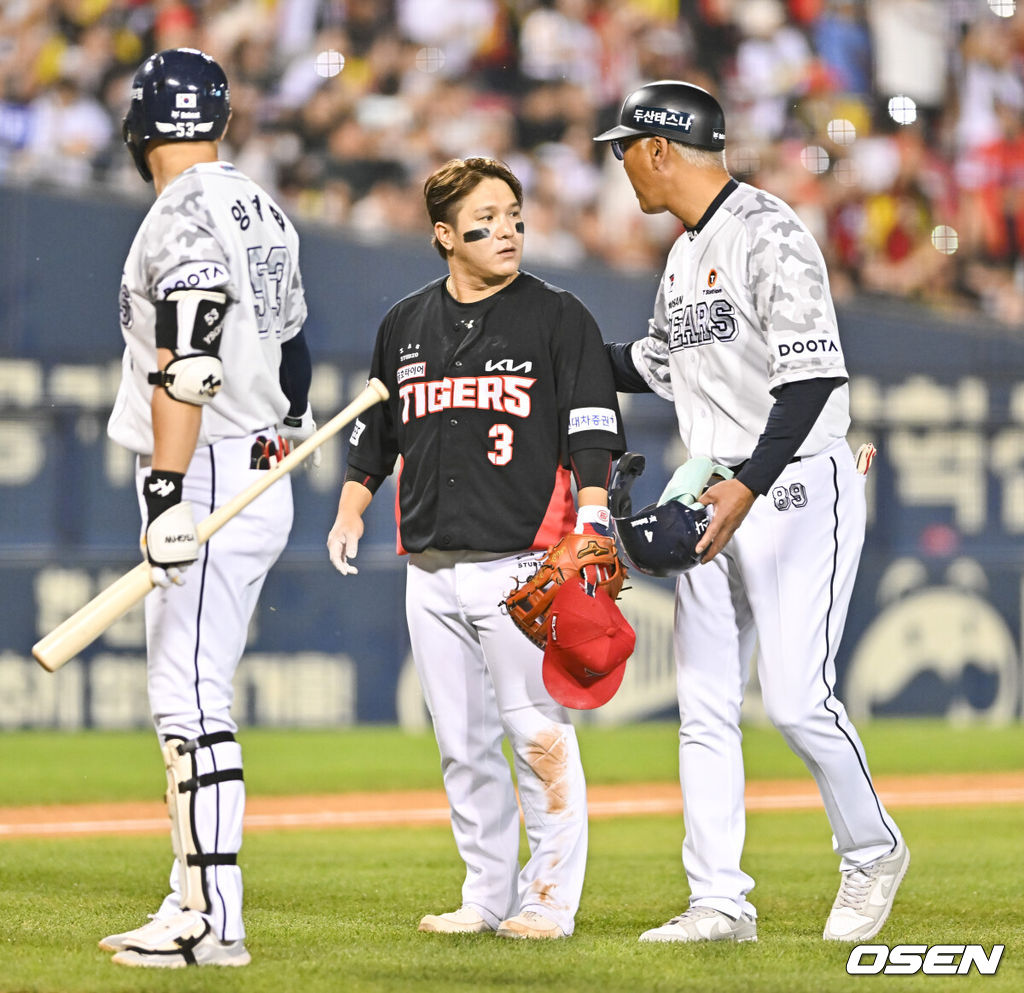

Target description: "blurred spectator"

left=152, top=0, right=199, bottom=52
left=868, top=0, right=949, bottom=121
left=730, top=0, right=815, bottom=141
left=954, top=17, right=1024, bottom=159
left=519, top=0, right=602, bottom=97
left=521, top=188, right=587, bottom=267
left=0, top=0, right=1020, bottom=327
left=812, top=0, right=872, bottom=97
left=18, top=75, right=113, bottom=187
left=347, top=176, right=426, bottom=241
left=395, top=0, right=496, bottom=80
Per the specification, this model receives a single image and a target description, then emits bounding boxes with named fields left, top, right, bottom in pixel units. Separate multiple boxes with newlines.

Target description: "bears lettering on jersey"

left=668, top=299, right=738, bottom=349
left=398, top=375, right=535, bottom=423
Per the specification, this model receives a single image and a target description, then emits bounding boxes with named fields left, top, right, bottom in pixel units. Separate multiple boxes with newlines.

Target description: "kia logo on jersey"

left=484, top=358, right=533, bottom=374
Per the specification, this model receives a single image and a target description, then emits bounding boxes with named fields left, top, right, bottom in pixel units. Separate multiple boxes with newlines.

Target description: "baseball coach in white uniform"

left=595, top=81, right=908, bottom=945
left=100, top=48, right=315, bottom=968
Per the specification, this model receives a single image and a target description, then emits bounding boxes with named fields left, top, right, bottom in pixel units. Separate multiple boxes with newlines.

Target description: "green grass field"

left=1, top=720, right=1020, bottom=993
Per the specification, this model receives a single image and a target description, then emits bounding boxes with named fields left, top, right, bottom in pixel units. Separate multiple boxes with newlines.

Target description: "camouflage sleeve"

left=142, top=183, right=231, bottom=301
left=630, top=278, right=674, bottom=401
left=281, top=253, right=308, bottom=343
left=747, top=197, right=848, bottom=390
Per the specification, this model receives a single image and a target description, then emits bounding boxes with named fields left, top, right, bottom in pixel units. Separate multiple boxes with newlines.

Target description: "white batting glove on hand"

left=281, top=403, right=322, bottom=470
left=327, top=521, right=361, bottom=576
left=142, top=471, right=198, bottom=588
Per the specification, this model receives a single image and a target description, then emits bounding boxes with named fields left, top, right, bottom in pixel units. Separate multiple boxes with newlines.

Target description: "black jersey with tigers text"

left=348, top=272, right=625, bottom=553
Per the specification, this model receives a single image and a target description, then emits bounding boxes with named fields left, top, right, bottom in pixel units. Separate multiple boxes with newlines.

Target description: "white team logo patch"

left=397, top=362, right=426, bottom=384
left=147, top=478, right=175, bottom=498
left=568, top=407, right=618, bottom=434
left=119, top=283, right=132, bottom=329
left=350, top=419, right=366, bottom=446
left=176, top=93, right=197, bottom=109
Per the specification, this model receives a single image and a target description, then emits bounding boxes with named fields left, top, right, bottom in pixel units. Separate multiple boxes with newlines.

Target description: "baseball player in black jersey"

left=327, top=157, right=625, bottom=939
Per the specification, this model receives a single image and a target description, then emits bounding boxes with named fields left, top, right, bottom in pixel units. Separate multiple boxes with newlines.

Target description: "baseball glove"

left=503, top=532, right=627, bottom=648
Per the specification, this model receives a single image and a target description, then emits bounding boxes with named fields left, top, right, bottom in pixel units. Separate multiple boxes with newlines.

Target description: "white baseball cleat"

left=418, top=907, right=494, bottom=934
left=823, top=839, right=910, bottom=942
left=639, top=907, right=757, bottom=943
left=99, top=914, right=170, bottom=952
left=107, top=909, right=250, bottom=968
left=496, top=910, right=566, bottom=939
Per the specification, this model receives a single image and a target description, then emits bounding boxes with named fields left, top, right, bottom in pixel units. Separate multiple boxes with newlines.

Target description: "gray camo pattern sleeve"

left=741, top=188, right=847, bottom=387
left=142, top=183, right=230, bottom=300
left=631, top=276, right=674, bottom=401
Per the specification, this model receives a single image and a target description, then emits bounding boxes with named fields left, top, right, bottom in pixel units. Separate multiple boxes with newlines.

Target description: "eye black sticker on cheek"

left=463, top=227, right=490, bottom=242
left=515, top=221, right=525, bottom=233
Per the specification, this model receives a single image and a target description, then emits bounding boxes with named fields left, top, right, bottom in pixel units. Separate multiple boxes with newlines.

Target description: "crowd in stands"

left=1, top=0, right=1022, bottom=327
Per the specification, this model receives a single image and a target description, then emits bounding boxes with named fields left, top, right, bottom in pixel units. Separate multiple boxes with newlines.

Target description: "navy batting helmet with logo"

left=594, top=79, right=725, bottom=156
left=609, top=452, right=731, bottom=577
left=123, top=48, right=230, bottom=182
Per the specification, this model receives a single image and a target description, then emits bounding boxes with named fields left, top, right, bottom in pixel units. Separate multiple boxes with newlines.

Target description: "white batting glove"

left=149, top=564, right=187, bottom=589
left=281, top=403, right=322, bottom=469
left=142, top=471, right=198, bottom=588
left=327, top=523, right=360, bottom=576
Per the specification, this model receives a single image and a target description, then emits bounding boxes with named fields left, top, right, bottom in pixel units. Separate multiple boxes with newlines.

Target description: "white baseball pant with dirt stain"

left=405, top=548, right=588, bottom=936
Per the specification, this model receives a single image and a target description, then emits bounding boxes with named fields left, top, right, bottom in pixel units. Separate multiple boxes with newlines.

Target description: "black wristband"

left=143, top=469, right=184, bottom=526
left=570, top=449, right=614, bottom=489
left=344, top=464, right=386, bottom=495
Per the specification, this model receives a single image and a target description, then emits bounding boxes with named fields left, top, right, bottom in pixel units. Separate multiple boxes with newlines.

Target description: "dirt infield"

left=1, top=771, right=1022, bottom=839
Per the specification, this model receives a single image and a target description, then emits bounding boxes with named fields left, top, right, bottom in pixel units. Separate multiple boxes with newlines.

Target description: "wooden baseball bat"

left=32, top=378, right=389, bottom=673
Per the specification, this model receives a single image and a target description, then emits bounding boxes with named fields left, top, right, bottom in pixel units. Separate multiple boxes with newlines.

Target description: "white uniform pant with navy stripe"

left=406, top=549, right=588, bottom=935
left=673, top=439, right=901, bottom=919
left=135, top=431, right=293, bottom=940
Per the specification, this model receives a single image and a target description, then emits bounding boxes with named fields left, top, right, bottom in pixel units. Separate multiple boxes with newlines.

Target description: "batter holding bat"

left=98, top=48, right=315, bottom=968
left=328, top=157, right=625, bottom=940
left=594, top=81, right=908, bottom=944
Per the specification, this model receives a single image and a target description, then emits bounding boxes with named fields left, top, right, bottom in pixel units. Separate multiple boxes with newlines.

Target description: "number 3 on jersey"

left=488, top=423, right=513, bottom=465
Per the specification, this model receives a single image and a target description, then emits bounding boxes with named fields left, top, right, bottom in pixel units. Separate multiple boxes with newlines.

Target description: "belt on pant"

left=138, top=426, right=275, bottom=470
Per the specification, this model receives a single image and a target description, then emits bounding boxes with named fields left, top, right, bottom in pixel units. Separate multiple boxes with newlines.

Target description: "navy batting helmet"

left=609, top=453, right=725, bottom=577
left=123, top=48, right=230, bottom=182
left=594, top=79, right=725, bottom=156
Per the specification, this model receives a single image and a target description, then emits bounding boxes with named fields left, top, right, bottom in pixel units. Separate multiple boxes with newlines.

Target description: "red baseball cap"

left=542, top=579, right=636, bottom=710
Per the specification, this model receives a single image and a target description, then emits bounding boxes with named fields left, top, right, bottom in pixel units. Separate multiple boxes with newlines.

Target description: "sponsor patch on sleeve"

left=349, top=418, right=365, bottom=445
left=568, top=407, right=618, bottom=434
left=396, top=362, right=426, bottom=384
left=156, top=260, right=230, bottom=296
